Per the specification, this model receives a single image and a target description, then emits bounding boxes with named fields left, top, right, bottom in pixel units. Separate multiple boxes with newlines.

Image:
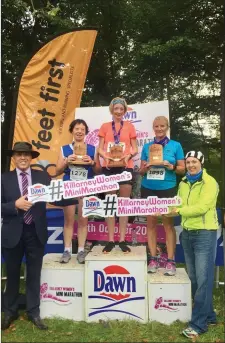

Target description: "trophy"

left=70, top=142, right=91, bottom=165
left=108, top=144, right=125, bottom=167
left=149, top=144, right=163, bottom=165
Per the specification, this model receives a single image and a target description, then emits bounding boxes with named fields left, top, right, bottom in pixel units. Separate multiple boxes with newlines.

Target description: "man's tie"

left=21, top=172, right=33, bottom=225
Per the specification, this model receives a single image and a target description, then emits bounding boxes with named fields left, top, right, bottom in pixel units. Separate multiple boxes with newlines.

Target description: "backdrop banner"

left=75, top=100, right=169, bottom=198
left=45, top=209, right=224, bottom=266
left=10, top=29, right=97, bottom=177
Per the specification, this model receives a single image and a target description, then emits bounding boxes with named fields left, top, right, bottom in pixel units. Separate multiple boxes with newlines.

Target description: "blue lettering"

left=105, top=278, right=114, bottom=292
left=31, top=188, right=44, bottom=194
left=94, top=271, right=136, bottom=293
left=124, top=111, right=137, bottom=120
left=112, top=276, right=126, bottom=292
left=126, top=277, right=136, bottom=292
left=86, top=200, right=100, bottom=207
left=94, top=271, right=104, bottom=291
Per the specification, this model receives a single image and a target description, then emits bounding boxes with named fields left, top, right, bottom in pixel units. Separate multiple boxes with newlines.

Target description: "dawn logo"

left=83, top=196, right=102, bottom=216
left=88, top=265, right=145, bottom=319
left=94, top=265, right=136, bottom=300
left=28, top=183, right=49, bottom=203
left=31, top=184, right=46, bottom=195
left=123, top=107, right=141, bottom=124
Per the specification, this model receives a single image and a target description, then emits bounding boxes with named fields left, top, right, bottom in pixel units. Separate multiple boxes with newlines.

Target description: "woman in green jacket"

left=171, top=151, right=219, bottom=339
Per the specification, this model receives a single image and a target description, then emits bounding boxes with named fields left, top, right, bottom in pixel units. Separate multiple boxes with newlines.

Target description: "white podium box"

left=40, top=253, right=84, bottom=321
left=148, top=268, right=191, bottom=324
left=85, top=245, right=148, bottom=323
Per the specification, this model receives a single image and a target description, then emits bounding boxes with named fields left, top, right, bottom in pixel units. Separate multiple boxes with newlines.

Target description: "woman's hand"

left=170, top=207, right=179, bottom=214
left=163, top=160, right=175, bottom=170
left=82, top=155, right=92, bottom=164
left=142, top=161, right=151, bottom=172
left=67, top=154, right=77, bottom=164
left=105, top=157, right=114, bottom=169
left=124, top=154, right=131, bottom=168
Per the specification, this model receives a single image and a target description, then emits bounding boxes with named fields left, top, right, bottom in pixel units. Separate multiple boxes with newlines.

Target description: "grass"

left=1, top=266, right=224, bottom=343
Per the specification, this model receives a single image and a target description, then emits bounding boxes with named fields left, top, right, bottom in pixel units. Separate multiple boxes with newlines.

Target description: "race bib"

left=107, top=142, right=125, bottom=153
left=70, top=166, right=88, bottom=181
left=147, top=167, right=165, bottom=180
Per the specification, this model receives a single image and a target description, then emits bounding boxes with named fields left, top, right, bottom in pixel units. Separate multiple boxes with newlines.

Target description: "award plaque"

left=149, top=144, right=163, bottom=165
left=70, top=143, right=91, bottom=165
left=108, top=145, right=125, bottom=167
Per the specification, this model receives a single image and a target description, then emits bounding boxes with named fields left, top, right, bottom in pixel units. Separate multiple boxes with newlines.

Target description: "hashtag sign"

left=48, top=180, right=63, bottom=201
left=103, top=195, right=117, bottom=217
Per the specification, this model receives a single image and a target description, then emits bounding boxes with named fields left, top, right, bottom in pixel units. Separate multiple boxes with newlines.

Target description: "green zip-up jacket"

left=177, top=169, right=219, bottom=230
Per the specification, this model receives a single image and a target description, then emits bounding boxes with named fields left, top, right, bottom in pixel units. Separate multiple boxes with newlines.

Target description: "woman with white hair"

left=171, top=151, right=219, bottom=338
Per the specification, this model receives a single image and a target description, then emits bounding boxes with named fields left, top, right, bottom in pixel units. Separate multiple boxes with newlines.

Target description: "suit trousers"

left=2, top=222, right=44, bottom=318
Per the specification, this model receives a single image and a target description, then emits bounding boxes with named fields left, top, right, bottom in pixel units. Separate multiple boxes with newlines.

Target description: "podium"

left=40, top=254, right=85, bottom=321
left=148, top=268, right=191, bottom=324
left=85, top=245, right=148, bottom=323
left=40, top=251, right=192, bottom=324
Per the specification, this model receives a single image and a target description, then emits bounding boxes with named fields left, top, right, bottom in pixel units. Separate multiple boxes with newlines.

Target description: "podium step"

left=148, top=267, right=190, bottom=283
left=148, top=268, right=191, bottom=324
left=40, top=253, right=192, bottom=325
left=85, top=245, right=148, bottom=323
left=40, top=253, right=85, bottom=321
left=86, top=245, right=147, bottom=261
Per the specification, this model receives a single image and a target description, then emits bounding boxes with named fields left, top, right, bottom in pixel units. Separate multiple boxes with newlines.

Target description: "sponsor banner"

left=11, top=29, right=97, bottom=177
left=44, top=209, right=224, bottom=266
left=85, top=252, right=148, bottom=322
left=82, top=194, right=182, bottom=218
left=76, top=101, right=169, bottom=199
left=73, top=221, right=166, bottom=243
left=27, top=172, right=132, bottom=202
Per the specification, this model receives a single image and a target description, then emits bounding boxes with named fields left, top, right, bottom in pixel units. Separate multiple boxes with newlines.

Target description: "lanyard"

left=112, top=121, right=123, bottom=144
left=154, top=136, right=169, bottom=147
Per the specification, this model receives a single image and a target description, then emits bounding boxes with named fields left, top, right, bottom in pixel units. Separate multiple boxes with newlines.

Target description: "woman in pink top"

left=98, top=97, right=138, bottom=253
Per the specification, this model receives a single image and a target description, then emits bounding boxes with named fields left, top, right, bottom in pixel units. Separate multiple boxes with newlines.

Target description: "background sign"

left=75, top=100, right=170, bottom=169
left=11, top=29, right=97, bottom=177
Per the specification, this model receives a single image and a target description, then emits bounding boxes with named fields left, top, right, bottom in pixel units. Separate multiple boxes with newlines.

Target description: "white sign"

left=70, top=166, right=88, bottom=181
left=75, top=101, right=170, bottom=168
left=148, top=268, right=191, bottom=324
left=27, top=172, right=132, bottom=203
left=40, top=254, right=85, bottom=321
left=147, top=167, right=165, bottom=180
left=27, top=183, right=50, bottom=203
left=82, top=194, right=182, bottom=218
left=85, top=246, right=148, bottom=323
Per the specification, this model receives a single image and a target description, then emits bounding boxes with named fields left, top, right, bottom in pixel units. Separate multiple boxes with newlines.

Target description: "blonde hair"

left=153, top=116, right=169, bottom=128
left=109, top=97, right=128, bottom=114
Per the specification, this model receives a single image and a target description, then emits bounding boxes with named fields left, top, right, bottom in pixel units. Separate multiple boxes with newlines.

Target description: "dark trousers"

left=2, top=223, right=44, bottom=318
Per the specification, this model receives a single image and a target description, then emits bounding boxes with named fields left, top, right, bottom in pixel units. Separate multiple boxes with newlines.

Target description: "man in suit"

left=1, top=142, right=51, bottom=330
